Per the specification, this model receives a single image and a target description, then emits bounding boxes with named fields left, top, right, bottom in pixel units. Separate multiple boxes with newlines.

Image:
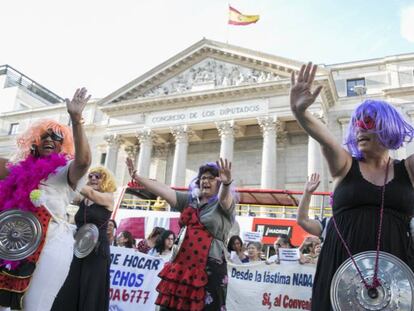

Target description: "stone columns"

left=152, top=143, right=170, bottom=183
left=136, top=128, right=153, bottom=178
left=103, top=134, right=124, bottom=174
left=170, top=125, right=189, bottom=187
left=216, top=120, right=235, bottom=162
left=337, top=117, right=350, bottom=143
left=258, top=116, right=277, bottom=189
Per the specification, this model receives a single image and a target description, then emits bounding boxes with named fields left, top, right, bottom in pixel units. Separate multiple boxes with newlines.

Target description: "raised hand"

left=305, top=173, right=320, bottom=194
left=125, top=158, right=137, bottom=179
left=66, top=88, right=91, bottom=120
left=290, top=62, right=323, bottom=114
left=216, top=158, right=232, bottom=184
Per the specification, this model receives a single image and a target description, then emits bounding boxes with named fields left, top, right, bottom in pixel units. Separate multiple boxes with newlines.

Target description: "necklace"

left=331, top=157, right=390, bottom=298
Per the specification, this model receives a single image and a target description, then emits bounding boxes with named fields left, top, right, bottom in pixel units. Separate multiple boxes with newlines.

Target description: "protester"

left=107, top=219, right=117, bottom=246
left=300, top=237, right=322, bottom=265
left=117, top=231, right=135, bottom=248
left=137, top=226, right=165, bottom=254
left=52, top=166, right=117, bottom=311
left=227, top=235, right=247, bottom=264
left=126, top=157, right=236, bottom=311
left=290, top=62, right=414, bottom=310
left=266, top=235, right=293, bottom=264
left=148, top=230, right=176, bottom=261
left=242, top=242, right=263, bottom=263
left=0, top=88, right=91, bottom=311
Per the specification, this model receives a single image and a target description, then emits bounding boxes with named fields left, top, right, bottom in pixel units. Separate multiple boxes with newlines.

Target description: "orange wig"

left=15, top=119, right=74, bottom=161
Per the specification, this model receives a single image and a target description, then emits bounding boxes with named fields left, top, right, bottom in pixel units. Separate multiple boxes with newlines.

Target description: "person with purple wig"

left=126, top=157, right=236, bottom=311
left=290, top=62, right=414, bottom=310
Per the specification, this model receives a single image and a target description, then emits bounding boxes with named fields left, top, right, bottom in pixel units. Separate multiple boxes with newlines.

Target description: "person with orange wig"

left=52, top=166, right=116, bottom=311
left=0, top=88, right=92, bottom=311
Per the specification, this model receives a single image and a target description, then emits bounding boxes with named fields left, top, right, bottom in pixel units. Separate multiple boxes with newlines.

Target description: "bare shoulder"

left=332, top=153, right=353, bottom=190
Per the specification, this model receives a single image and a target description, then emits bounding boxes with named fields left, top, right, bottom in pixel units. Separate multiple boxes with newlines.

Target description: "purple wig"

left=188, top=162, right=238, bottom=204
left=344, top=99, right=414, bottom=159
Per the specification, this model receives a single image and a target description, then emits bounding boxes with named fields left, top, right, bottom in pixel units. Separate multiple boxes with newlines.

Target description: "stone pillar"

left=170, top=125, right=189, bottom=187
left=216, top=120, right=235, bottom=162
left=152, top=143, right=170, bottom=183
left=258, top=116, right=277, bottom=189
left=136, top=128, right=153, bottom=178
left=337, top=117, right=350, bottom=144
left=103, top=134, right=123, bottom=175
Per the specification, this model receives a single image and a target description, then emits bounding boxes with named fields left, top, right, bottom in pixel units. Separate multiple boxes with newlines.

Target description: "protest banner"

left=109, top=246, right=164, bottom=311
left=227, top=262, right=315, bottom=310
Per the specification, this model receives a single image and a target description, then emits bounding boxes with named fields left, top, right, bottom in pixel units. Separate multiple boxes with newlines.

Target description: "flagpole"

left=226, top=3, right=230, bottom=44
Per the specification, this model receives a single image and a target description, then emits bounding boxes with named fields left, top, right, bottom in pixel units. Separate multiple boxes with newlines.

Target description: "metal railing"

left=118, top=198, right=333, bottom=218
left=0, top=64, right=64, bottom=104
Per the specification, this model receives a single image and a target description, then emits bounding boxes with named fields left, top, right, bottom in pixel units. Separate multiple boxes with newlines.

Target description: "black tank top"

left=332, top=158, right=414, bottom=218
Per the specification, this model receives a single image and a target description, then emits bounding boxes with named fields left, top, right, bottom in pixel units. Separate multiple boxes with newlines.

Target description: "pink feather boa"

left=0, top=153, right=68, bottom=270
left=0, top=153, right=68, bottom=212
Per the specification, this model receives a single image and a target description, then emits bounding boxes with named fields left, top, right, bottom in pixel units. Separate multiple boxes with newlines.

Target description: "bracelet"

left=222, top=180, right=233, bottom=186
left=71, top=118, right=85, bottom=125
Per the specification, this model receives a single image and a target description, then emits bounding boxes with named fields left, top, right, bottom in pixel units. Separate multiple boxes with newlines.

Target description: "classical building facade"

left=1, top=39, right=414, bottom=194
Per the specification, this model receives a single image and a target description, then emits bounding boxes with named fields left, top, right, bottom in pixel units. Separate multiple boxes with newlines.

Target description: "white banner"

left=109, top=246, right=165, bottom=311
left=227, top=262, right=315, bottom=311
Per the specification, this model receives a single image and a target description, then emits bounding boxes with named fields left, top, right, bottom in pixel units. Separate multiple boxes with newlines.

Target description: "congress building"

left=1, top=39, right=414, bottom=196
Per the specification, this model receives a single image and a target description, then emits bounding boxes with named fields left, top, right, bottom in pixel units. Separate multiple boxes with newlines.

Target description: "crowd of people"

left=1, top=61, right=414, bottom=311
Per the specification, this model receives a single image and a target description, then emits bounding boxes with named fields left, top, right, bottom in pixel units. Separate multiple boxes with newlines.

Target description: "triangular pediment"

left=141, top=58, right=283, bottom=98
left=99, top=38, right=330, bottom=106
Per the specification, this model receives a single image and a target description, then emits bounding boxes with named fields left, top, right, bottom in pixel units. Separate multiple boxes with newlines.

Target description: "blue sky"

left=0, top=0, right=413, bottom=98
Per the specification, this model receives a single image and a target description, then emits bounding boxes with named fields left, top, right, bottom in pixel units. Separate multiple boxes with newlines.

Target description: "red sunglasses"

left=355, top=116, right=375, bottom=130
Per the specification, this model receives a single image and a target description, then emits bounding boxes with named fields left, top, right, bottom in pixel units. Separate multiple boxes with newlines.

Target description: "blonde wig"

left=89, top=166, right=117, bottom=193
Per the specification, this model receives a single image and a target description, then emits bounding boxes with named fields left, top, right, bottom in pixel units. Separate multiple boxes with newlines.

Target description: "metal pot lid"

left=171, top=226, right=187, bottom=263
left=331, top=251, right=414, bottom=311
left=0, top=210, right=43, bottom=261
left=74, top=223, right=99, bottom=258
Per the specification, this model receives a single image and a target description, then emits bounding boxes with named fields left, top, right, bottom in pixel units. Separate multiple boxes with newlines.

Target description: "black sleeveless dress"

left=312, top=158, right=414, bottom=310
left=52, top=201, right=112, bottom=311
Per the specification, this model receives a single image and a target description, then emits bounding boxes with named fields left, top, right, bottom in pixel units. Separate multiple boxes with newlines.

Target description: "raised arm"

left=80, top=185, right=114, bottom=211
left=290, top=63, right=351, bottom=180
left=296, top=173, right=323, bottom=236
left=67, top=88, right=92, bottom=188
left=217, top=158, right=234, bottom=211
left=126, top=158, right=177, bottom=207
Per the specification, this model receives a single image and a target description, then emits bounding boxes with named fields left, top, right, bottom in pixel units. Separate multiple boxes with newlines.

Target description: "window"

left=346, top=78, right=366, bottom=96
left=100, top=153, right=107, bottom=165
left=8, top=123, right=19, bottom=135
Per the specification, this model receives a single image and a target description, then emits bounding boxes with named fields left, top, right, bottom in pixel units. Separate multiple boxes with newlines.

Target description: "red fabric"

left=155, top=207, right=213, bottom=311
left=0, top=206, right=51, bottom=294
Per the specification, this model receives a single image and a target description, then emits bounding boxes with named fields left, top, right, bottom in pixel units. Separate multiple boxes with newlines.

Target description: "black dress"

left=312, top=158, right=414, bottom=310
left=52, top=201, right=112, bottom=311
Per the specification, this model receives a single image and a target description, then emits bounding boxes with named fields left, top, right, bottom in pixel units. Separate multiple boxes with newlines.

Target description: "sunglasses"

left=88, top=173, right=102, bottom=180
left=355, top=116, right=375, bottom=130
left=200, top=175, right=216, bottom=182
left=40, top=129, right=64, bottom=142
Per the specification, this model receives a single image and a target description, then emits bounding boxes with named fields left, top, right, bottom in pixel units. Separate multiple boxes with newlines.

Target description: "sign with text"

left=109, top=247, right=165, bottom=311
left=146, top=99, right=268, bottom=126
left=279, top=248, right=300, bottom=264
left=243, top=231, right=263, bottom=243
left=227, top=262, right=315, bottom=310
left=252, top=218, right=309, bottom=247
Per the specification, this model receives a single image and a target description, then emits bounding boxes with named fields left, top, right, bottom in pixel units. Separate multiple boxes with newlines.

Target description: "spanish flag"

left=228, top=5, right=260, bottom=26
